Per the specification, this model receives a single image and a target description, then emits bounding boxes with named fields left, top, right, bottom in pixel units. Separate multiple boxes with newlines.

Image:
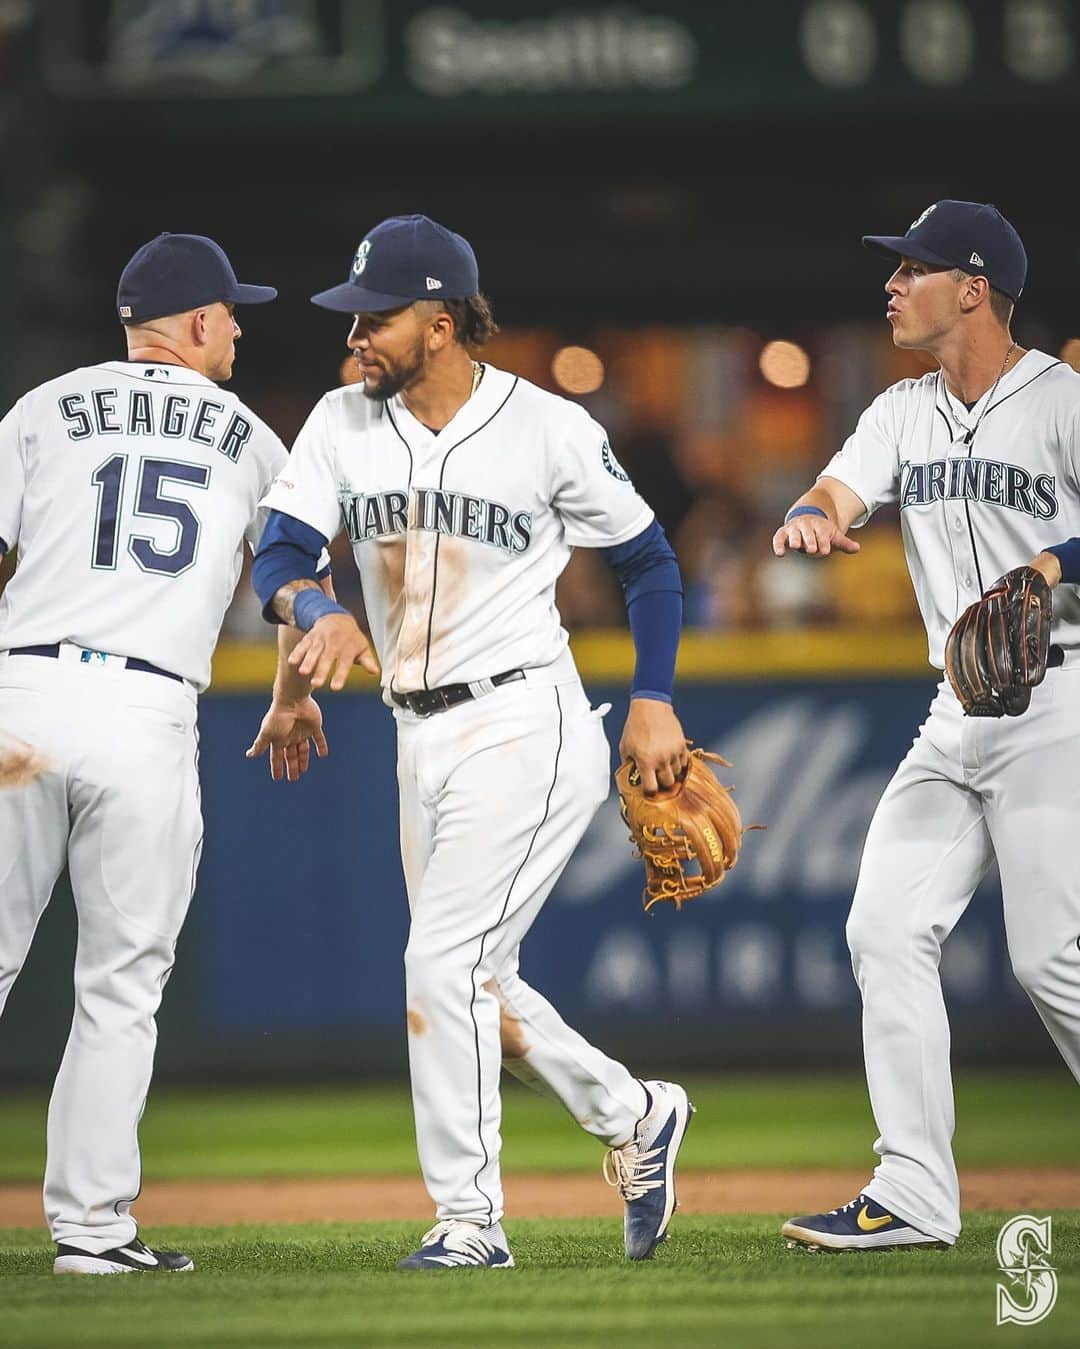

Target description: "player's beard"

left=362, top=335, right=427, bottom=403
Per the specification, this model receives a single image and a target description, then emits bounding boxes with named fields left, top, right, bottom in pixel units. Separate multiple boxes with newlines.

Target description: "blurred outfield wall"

left=0, top=631, right=1054, bottom=1082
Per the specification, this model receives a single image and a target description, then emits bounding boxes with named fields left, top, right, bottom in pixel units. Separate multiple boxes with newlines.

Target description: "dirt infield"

left=4, top=1169, right=1079, bottom=1229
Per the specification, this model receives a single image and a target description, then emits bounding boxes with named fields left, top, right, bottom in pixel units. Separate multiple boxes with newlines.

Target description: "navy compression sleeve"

left=1045, top=538, right=1080, bottom=585
left=252, top=510, right=329, bottom=624
left=600, top=519, right=683, bottom=703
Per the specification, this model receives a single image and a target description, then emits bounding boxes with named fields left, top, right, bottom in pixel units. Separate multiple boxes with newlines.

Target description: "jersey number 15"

left=92, top=454, right=209, bottom=576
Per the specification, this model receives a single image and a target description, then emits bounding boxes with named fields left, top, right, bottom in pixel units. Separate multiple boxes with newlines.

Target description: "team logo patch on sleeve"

left=601, top=440, right=630, bottom=482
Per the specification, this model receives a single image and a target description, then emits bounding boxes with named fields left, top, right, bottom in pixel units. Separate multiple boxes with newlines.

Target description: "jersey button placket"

left=397, top=488, right=433, bottom=690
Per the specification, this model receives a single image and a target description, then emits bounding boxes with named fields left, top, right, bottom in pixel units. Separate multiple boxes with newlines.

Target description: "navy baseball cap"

left=117, top=233, right=277, bottom=324
left=311, top=214, right=479, bottom=314
left=863, top=200, right=1027, bottom=301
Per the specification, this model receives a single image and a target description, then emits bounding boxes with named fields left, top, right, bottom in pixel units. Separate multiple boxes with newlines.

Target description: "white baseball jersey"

left=815, top=346, right=1080, bottom=1246
left=263, top=360, right=661, bottom=1233
left=0, top=360, right=287, bottom=689
left=259, top=364, right=654, bottom=696
left=820, top=350, right=1080, bottom=667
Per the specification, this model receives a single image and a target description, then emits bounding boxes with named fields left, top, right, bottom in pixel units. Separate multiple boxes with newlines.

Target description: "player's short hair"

left=438, top=293, right=499, bottom=347
left=987, top=287, right=1014, bottom=327
left=950, top=268, right=1014, bottom=328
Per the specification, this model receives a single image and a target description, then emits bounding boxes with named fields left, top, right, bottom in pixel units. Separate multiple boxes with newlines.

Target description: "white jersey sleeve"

left=244, top=436, right=288, bottom=552
left=1061, top=394, right=1080, bottom=495
left=818, top=385, right=904, bottom=525
left=551, top=405, right=654, bottom=547
left=260, top=397, right=343, bottom=543
left=0, top=399, right=25, bottom=551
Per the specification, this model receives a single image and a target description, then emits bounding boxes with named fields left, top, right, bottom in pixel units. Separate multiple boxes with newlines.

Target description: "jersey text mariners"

left=260, top=364, right=654, bottom=700
left=0, top=361, right=287, bottom=689
left=820, top=350, right=1080, bottom=668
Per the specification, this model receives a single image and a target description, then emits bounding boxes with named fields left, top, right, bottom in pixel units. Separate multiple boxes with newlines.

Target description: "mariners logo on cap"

left=910, top=203, right=937, bottom=231
left=351, top=240, right=372, bottom=277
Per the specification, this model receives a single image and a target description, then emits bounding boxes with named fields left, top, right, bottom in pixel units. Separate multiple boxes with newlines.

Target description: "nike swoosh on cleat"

left=116, top=1246, right=159, bottom=1266
left=856, top=1207, right=895, bottom=1232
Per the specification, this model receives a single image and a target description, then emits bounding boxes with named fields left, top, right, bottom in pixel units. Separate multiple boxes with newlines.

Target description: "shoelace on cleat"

left=824, top=1196, right=896, bottom=1223
left=602, top=1141, right=665, bottom=1201
left=420, top=1220, right=496, bottom=1261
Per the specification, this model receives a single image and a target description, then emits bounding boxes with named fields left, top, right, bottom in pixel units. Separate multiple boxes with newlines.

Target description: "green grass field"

left=2, top=1072, right=1077, bottom=1348
left=2, top=1071, right=1077, bottom=1181
left=4, top=1215, right=1078, bottom=1349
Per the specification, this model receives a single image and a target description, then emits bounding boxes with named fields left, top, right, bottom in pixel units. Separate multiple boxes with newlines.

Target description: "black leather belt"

left=391, top=669, right=524, bottom=717
left=7, top=643, right=183, bottom=684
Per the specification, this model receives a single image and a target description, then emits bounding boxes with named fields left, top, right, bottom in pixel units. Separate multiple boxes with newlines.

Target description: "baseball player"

left=248, top=214, right=694, bottom=1269
left=0, top=233, right=319, bottom=1273
left=773, top=201, right=1080, bottom=1250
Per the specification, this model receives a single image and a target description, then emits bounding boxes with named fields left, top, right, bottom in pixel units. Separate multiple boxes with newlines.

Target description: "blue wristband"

left=784, top=505, right=828, bottom=523
left=293, top=588, right=349, bottom=632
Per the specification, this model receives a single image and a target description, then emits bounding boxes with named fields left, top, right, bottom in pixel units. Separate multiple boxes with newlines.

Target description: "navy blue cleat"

left=782, top=1194, right=943, bottom=1251
left=603, top=1080, right=694, bottom=1260
left=397, top=1219, right=515, bottom=1270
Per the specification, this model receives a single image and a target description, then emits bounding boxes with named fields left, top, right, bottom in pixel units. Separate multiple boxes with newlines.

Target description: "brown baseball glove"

left=615, top=747, right=746, bottom=912
left=944, top=565, right=1052, bottom=717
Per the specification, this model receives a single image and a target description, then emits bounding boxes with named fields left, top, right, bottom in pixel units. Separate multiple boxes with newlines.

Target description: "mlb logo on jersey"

left=79, top=649, right=109, bottom=667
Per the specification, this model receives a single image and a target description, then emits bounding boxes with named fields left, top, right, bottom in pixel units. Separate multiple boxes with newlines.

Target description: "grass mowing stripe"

left=1, top=1072, right=1075, bottom=1182
left=3, top=1216, right=1078, bottom=1349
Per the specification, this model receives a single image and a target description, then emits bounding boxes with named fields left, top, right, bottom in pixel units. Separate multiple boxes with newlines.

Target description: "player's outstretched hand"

left=772, top=513, right=859, bottom=557
left=246, top=695, right=329, bottom=782
left=287, top=613, right=380, bottom=691
left=0, top=730, right=49, bottom=789
left=619, top=698, right=690, bottom=794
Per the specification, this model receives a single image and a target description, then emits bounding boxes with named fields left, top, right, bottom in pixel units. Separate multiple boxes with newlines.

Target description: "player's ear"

left=426, top=307, right=455, bottom=353
left=959, top=274, right=990, bottom=315
left=191, top=307, right=210, bottom=346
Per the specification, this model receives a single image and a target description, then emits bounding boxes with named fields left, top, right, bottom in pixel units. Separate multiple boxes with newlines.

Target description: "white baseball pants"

left=396, top=677, right=649, bottom=1226
left=850, top=671, right=1080, bottom=1242
left=0, top=649, right=201, bottom=1252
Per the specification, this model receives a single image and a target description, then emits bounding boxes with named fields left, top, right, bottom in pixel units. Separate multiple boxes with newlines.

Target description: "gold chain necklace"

left=470, top=361, right=483, bottom=397
left=997, top=340, right=1017, bottom=381
left=954, top=341, right=1017, bottom=447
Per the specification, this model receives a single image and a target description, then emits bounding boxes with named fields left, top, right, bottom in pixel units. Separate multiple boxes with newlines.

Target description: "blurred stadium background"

left=3, top=0, right=1080, bottom=1085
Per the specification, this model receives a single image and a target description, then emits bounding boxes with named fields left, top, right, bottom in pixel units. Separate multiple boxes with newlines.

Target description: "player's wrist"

left=784, top=504, right=829, bottom=524
left=1036, top=547, right=1068, bottom=588
left=293, top=588, right=350, bottom=632
left=630, top=691, right=674, bottom=705
left=270, top=690, right=312, bottom=710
